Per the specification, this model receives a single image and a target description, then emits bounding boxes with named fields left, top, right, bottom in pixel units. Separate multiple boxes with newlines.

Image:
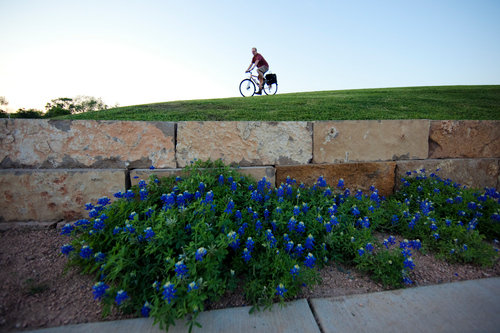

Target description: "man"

left=246, top=47, right=269, bottom=95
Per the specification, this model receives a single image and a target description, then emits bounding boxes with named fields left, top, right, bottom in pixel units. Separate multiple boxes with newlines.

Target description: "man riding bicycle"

left=245, top=47, right=269, bottom=95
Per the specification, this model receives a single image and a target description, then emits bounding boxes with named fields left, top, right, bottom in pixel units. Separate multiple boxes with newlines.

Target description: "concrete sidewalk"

left=26, top=278, right=500, bottom=333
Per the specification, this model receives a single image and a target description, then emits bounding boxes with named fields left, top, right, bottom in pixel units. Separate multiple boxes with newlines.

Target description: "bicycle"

left=239, top=70, right=278, bottom=97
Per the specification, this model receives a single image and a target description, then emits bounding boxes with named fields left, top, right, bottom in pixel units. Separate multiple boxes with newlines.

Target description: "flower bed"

left=59, top=159, right=500, bottom=332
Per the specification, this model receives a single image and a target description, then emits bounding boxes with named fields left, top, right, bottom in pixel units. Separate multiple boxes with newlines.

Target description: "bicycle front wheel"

left=239, top=79, right=256, bottom=97
left=263, top=83, right=278, bottom=95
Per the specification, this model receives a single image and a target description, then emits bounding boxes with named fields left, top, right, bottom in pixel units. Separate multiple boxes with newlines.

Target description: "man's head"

left=252, top=47, right=257, bottom=55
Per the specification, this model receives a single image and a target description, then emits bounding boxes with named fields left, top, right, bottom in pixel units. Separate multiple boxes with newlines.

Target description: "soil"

left=1, top=228, right=499, bottom=332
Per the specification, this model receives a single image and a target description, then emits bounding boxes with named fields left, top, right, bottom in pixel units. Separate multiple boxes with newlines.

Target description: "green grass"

left=59, top=85, right=500, bottom=121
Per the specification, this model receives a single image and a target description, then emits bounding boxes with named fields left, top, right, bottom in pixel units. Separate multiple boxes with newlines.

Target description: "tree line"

left=0, top=96, right=114, bottom=118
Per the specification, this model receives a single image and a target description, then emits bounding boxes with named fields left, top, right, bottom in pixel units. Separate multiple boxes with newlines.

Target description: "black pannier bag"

left=265, top=73, right=277, bottom=84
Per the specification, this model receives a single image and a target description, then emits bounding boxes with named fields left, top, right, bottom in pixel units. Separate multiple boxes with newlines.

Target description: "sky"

left=1, top=0, right=499, bottom=112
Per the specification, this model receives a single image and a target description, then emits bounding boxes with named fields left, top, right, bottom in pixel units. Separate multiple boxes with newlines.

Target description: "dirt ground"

left=1, top=228, right=499, bottom=332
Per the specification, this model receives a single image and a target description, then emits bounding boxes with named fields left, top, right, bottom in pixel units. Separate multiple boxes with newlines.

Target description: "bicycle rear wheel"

left=239, top=79, right=256, bottom=97
left=263, top=82, right=278, bottom=95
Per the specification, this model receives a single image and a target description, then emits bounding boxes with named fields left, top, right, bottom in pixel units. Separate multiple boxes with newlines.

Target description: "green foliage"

left=379, top=169, right=500, bottom=267
left=11, top=109, right=43, bottom=118
left=60, top=160, right=500, bottom=331
left=57, top=86, right=500, bottom=121
left=44, top=107, right=72, bottom=118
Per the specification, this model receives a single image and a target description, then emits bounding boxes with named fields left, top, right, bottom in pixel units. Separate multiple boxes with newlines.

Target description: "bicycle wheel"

left=263, top=82, right=278, bottom=95
left=239, top=79, right=256, bottom=97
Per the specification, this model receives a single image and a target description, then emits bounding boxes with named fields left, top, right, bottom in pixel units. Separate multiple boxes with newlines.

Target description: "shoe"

left=255, top=89, right=262, bottom=95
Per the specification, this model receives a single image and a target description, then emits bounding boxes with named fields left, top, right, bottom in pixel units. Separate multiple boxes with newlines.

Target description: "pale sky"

left=1, top=0, right=499, bottom=112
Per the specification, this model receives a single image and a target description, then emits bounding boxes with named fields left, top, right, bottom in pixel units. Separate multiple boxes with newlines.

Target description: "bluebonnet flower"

left=410, top=239, right=422, bottom=250
left=445, top=219, right=452, bottom=227
left=97, top=196, right=111, bottom=206
left=283, top=233, right=291, bottom=242
left=287, top=217, right=296, bottom=233
left=446, top=198, right=454, bottom=204
left=351, top=236, right=355, bottom=242
left=351, top=206, right=360, bottom=216
left=237, top=222, right=248, bottom=236
left=401, top=248, right=412, bottom=257
left=218, top=174, right=224, bottom=185
left=304, top=253, right=316, bottom=268
left=317, top=176, right=327, bottom=187
left=93, top=219, right=105, bottom=232
left=60, top=223, right=74, bottom=236
left=94, top=252, right=106, bottom=262
left=358, top=248, right=365, bottom=256
left=252, top=211, right=259, bottom=220
left=124, top=190, right=135, bottom=201
left=113, top=226, right=121, bottom=235
left=227, top=231, right=241, bottom=250
left=128, top=212, right=137, bottom=220
left=175, top=261, right=189, bottom=278
left=125, top=224, right=136, bottom=234
left=75, top=219, right=90, bottom=229
left=305, top=234, right=315, bottom=251
left=275, top=284, right=287, bottom=297
left=323, top=188, right=333, bottom=197
left=145, top=207, right=154, bottom=219
left=195, top=247, right=207, bottom=261
left=391, top=215, right=399, bottom=225
left=290, top=265, right=300, bottom=280
left=337, top=179, right=345, bottom=189
left=294, top=244, right=305, bottom=257
left=92, top=282, right=109, bottom=300
left=292, top=206, right=301, bottom=216
left=450, top=249, right=456, bottom=254
left=115, top=290, right=128, bottom=305
left=403, top=277, right=413, bottom=285
left=144, top=227, right=155, bottom=240
left=264, top=208, right=270, bottom=220
left=162, top=282, right=177, bottom=304
left=328, top=205, right=338, bottom=215
left=242, top=248, right=252, bottom=263
left=366, top=243, right=374, bottom=253
left=149, top=165, right=155, bottom=170
left=225, top=200, right=235, bottom=215
left=152, top=281, right=160, bottom=292
left=61, top=244, right=74, bottom=256
left=330, top=215, right=339, bottom=227
left=85, top=202, right=94, bottom=211
left=80, top=245, right=93, bottom=259
left=462, top=244, right=468, bottom=251
left=187, top=281, right=199, bottom=293
left=271, top=220, right=277, bottom=231
left=194, top=182, right=204, bottom=195
left=246, top=238, right=255, bottom=252
left=324, top=222, right=333, bottom=233
left=138, top=179, right=147, bottom=188
left=88, top=208, right=99, bottom=218
left=141, top=302, right=152, bottom=317
left=296, top=221, right=306, bottom=234
left=361, top=217, right=370, bottom=228
left=315, top=215, right=323, bottom=223
left=285, top=241, right=294, bottom=253
left=403, top=258, right=415, bottom=270
left=433, top=233, right=440, bottom=240
left=430, top=223, right=437, bottom=231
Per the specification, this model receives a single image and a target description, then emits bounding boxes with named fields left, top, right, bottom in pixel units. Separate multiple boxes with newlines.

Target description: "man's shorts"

left=257, top=66, right=269, bottom=76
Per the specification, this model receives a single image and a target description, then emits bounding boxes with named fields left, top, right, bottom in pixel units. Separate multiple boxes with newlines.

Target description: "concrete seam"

left=174, top=122, right=179, bottom=168
left=306, top=298, right=325, bottom=333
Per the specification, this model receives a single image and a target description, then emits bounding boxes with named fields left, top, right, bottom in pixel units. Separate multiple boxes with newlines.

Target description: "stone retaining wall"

left=1, top=119, right=499, bottom=224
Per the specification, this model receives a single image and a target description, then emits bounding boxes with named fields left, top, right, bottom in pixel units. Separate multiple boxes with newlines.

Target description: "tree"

left=44, top=96, right=108, bottom=117
left=0, top=96, right=8, bottom=118
left=72, top=95, right=108, bottom=113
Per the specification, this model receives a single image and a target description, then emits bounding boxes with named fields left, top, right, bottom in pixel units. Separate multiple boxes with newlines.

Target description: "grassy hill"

left=59, top=85, right=500, bottom=121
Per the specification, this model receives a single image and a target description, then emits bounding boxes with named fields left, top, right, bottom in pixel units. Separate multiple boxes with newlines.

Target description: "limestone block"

left=313, top=120, right=429, bottom=164
left=429, top=120, right=500, bottom=159
left=276, top=162, right=396, bottom=198
left=0, top=119, right=176, bottom=169
left=0, top=169, right=126, bottom=222
left=176, top=122, right=313, bottom=167
left=130, top=166, right=276, bottom=188
left=396, top=159, right=500, bottom=191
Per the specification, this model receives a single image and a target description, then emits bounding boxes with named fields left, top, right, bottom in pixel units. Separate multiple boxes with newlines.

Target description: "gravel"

left=1, top=229, right=499, bottom=332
